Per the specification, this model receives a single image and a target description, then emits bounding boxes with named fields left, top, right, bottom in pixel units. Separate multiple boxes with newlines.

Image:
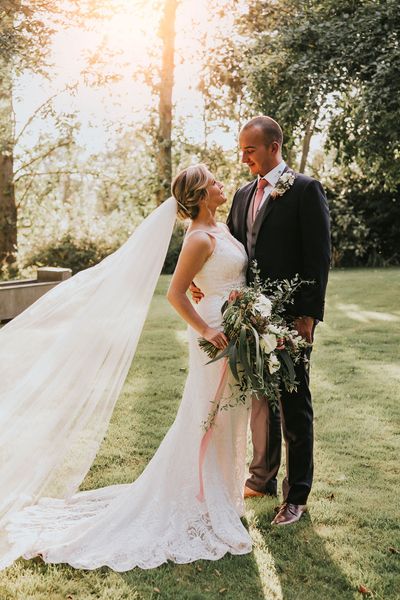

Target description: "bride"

left=0, top=163, right=252, bottom=571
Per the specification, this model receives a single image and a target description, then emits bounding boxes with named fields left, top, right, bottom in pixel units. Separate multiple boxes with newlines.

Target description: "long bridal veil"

left=0, top=197, right=177, bottom=559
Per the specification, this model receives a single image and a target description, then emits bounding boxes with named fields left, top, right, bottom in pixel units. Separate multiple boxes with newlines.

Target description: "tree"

left=326, top=0, right=400, bottom=189
left=0, top=1, right=53, bottom=274
left=235, top=0, right=350, bottom=171
left=0, top=0, right=113, bottom=276
left=0, top=23, right=16, bottom=274
left=210, top=0, right=399, bottom=183
left=156, top=0, right=179, bottom=205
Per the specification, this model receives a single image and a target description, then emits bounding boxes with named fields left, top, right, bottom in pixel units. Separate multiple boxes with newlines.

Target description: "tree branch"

left=13, top=140, right=71, bottom=177
left=14, top=84, right=78, bottom=145
left=16, top=175, right=35, bottom=210
left=14, top=170, right=118, bottom=184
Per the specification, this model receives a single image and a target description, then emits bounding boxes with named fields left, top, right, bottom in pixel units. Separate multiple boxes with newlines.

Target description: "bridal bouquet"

left=199, top=265, right=311, bottom=424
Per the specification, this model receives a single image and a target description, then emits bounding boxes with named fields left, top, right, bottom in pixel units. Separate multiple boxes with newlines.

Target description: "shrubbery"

left=23, top=224, right=187, bottom=276
left=23, top=234, right=120, bottom=274
left=326, top=177, right=400, bottom=267
left=162, top=221, right=186, bottom=274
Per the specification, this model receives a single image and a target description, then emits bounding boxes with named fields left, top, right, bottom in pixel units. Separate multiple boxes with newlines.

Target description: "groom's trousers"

left=245, top=344, right=314, bottom=505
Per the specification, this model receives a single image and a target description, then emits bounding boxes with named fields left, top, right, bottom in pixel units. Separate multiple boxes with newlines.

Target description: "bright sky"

left=15, top=0, right=237, bottom=156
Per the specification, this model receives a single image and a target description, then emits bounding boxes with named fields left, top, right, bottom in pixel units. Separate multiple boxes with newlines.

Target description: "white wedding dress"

left=4, top=223, right=252, bottom=571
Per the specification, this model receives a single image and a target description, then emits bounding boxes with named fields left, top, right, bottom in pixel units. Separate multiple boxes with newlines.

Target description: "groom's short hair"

left=242, top=116, right=283, bottom=147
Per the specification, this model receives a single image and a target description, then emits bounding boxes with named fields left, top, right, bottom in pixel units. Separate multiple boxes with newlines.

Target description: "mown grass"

left=1, top=269, right=399, bottom=599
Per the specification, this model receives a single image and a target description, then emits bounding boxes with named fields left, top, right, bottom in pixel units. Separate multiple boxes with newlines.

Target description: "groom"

left=192, top=116, right=330, bottom=524
left=228, top=116, right=330, bottom=525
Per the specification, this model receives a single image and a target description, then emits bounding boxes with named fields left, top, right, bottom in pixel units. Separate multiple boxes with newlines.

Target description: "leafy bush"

left=326, top=176, right=400, bottom=267
left=24, top=234, right=120, bottom=274
left=327, top=187, right=371, bottom=267
left=162, top=222, right=186, bottom=274
left=23, top=223, right=186, bottom=277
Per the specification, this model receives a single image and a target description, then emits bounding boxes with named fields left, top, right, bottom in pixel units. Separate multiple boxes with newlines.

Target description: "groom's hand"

left=189, top=282, right=204, bottom=304
left=294, top=316, right=315, bottom=344
left=228, top=290, right=240, bottom=302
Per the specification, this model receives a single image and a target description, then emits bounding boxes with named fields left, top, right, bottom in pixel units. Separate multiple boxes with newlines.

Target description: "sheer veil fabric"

left=0, top=200, right=252, bottom=570
left=0, top=197, right=177, bottom=564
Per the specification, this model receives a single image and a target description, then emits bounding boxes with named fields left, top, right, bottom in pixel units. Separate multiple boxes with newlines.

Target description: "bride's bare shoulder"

left=183, top=228, right=214, bottom=248
left=181, top=229, right=217, bottom=262
left=184, top=227, right=218, bottom=241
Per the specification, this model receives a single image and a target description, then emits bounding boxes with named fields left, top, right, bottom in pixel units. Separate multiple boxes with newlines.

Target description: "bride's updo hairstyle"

left=172, top=163, right=212, bottom=220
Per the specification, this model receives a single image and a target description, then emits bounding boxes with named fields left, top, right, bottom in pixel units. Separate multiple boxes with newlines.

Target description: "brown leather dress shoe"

left=271, top=502, right=307, bottom=525
left=244, top=485, right=265, bottom=499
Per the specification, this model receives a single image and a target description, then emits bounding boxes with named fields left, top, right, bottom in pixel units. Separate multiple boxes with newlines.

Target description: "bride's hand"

left=203, top=327, right=229, bottom=351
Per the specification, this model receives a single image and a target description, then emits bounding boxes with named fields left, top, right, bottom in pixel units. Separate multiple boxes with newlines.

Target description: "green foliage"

left=0, top=1, right=54, bottom=76
left=22, top=190, right=188, bottom=277
left=326, top=0, right=400, bottom=188
left=0, top=0, right=121, bottom=273
left=195, top=8, right=251, bottom=141
left=238, top=1, right=330, bottom=158
left=162, top=221, right=185, bottom=274
left=91, top=124, right=160, bottom=217
left=23, top=233, right=120, bottom=274
left=0, top=0, right=114, bottom=76
left=360, top=186, right=400, bottom=266
left=328, top=185, right=372, bottom=268
left=16, top=124, right=162, bottom=276
left=203, top=0, right=400, bottom=267
left=211, top=0, right=400, bottom=185
left=327, top=176, right=400, bottom=267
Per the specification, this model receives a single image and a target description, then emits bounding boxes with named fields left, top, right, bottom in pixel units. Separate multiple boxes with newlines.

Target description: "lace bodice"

left=185, top=224, right=248, bottom=329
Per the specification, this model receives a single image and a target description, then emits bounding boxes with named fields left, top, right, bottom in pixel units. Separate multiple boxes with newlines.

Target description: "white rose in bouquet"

left=268, top=324, right=282, bottom=336
left=260, top=332, right=277, bottom=354
left=268, top=353, right=280, bottom=374
left=290, top=334, right=304, bottom=349
left=254, top=294, right=272, bottom=317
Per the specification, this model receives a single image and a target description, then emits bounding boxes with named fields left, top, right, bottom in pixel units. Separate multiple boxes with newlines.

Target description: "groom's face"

left=239, top=126, right=278, bottom=177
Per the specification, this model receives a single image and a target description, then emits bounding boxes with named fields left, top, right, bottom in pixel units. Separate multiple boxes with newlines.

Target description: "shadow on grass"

left=251, top=505, right=354, bottom=600
left=309, top=355, right=400, bottom=599
left=120, top=552, right=266, bottom=600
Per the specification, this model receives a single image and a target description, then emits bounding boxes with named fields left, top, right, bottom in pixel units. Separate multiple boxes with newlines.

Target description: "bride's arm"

left=167, top=233, right=228, bottom=350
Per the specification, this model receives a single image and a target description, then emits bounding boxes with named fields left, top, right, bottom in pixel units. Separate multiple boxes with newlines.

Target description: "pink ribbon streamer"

left=196, top=359, right=229, bottom=502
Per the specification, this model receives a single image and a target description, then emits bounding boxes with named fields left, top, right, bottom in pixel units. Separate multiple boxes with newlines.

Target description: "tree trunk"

left=0, top=12, right=17, bottom=275
left=0, top=153, right=16, bottom=272
left=299, top=117, right=317, bottom=174
left=285, top=146, right=296, bottom=170
left=156, top=0, right=178, bottom=206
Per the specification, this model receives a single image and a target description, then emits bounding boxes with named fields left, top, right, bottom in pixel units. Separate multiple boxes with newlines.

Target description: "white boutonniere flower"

left=270, top=170, right=296, bottom=200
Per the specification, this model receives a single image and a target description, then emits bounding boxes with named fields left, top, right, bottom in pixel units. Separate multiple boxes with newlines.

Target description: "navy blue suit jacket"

left=226, top=173, right=331, bottom=321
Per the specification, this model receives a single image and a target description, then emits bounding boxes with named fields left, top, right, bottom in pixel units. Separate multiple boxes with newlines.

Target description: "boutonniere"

left=270, top=170, right=296, bottom=200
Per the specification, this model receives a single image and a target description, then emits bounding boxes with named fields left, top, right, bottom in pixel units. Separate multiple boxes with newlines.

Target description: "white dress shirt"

left=257, top=160, right=286, bottom=212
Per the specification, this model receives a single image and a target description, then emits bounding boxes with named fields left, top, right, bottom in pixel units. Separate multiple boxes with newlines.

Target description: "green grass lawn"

left=1, top=269, right=400, bottom=600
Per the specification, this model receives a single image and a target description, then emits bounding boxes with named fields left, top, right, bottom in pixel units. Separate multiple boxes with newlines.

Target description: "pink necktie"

left=252, top=178, right=269, bottom=221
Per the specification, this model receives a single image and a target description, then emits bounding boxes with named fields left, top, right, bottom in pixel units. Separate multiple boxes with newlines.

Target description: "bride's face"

left=205, top=176, right=227, bottom=210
